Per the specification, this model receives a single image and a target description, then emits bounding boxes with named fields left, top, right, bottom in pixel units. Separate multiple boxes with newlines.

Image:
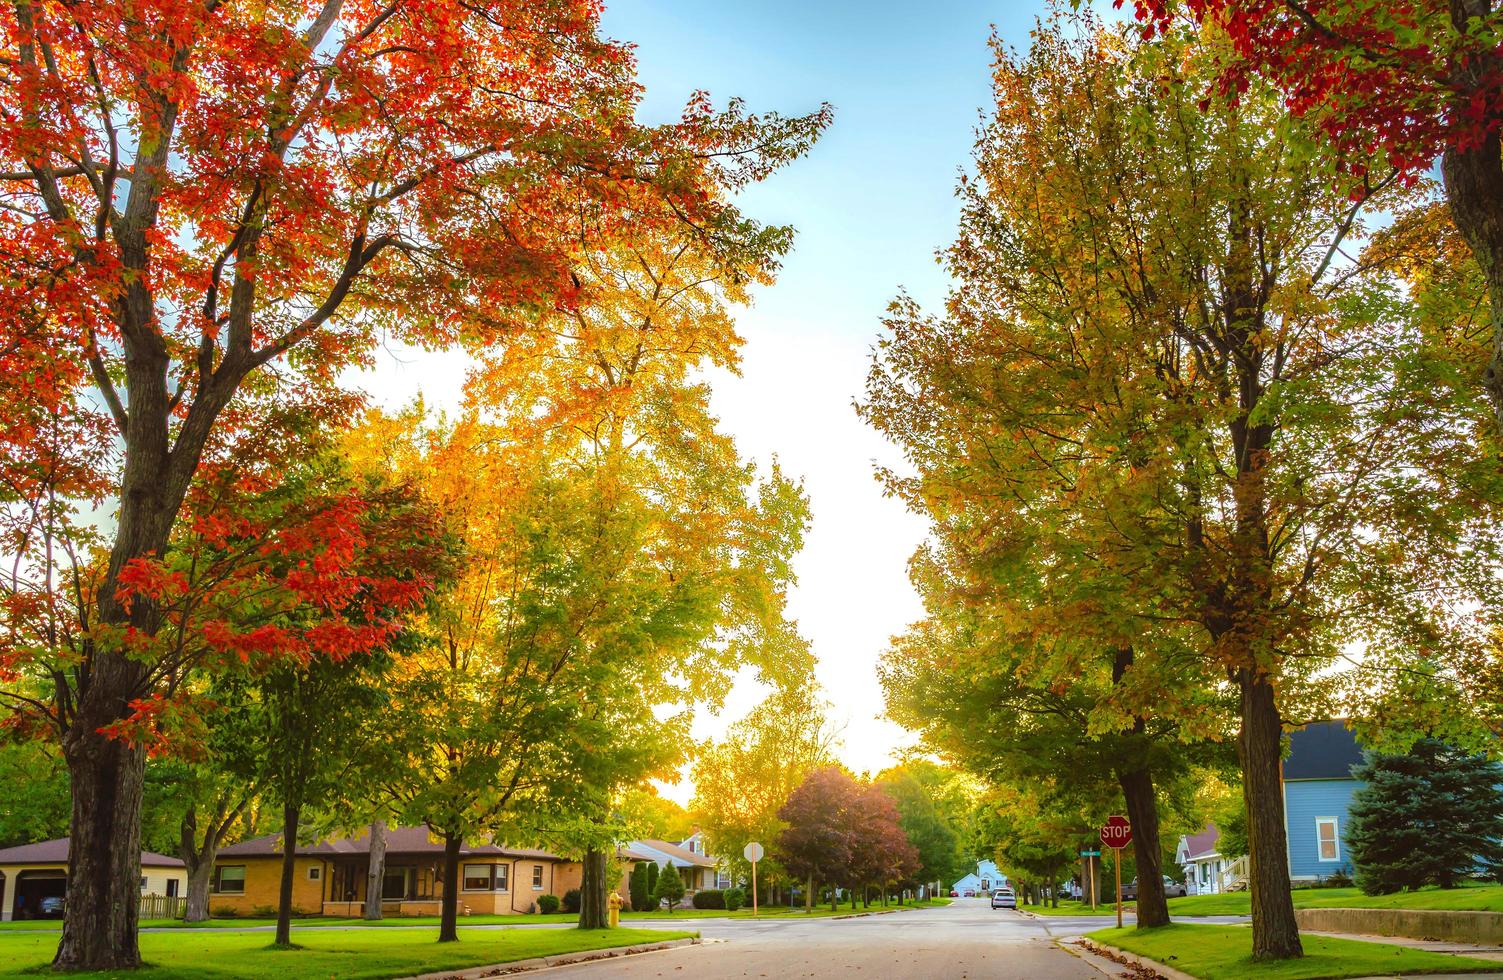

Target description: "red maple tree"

left=0, top=0, right=827, bottom=966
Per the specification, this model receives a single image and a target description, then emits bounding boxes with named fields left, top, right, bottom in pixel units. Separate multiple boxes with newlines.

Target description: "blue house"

left=951, top=859, right=1005, bottom=896
left=1282, top=720, right=1364, bottom=883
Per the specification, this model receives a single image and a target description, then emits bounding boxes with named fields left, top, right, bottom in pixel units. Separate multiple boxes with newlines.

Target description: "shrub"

left=211, top=905, right=240, bottom=918
left=629, top=862, right=652, bottom=915
left=562, top=888, right=582, bottom=914
left=646, top=861, right=659, bottom=897
left=723, top=887, right=745, bottom=912
left=537, top=893, right=561, bottom=914
left=250, top=905, right=277, bottom=918
left=1325, top=868, right=1354, bottom=888
left=692, top=888, right=726, bottom=910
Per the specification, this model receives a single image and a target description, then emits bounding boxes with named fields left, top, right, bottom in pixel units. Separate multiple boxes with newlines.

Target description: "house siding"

left=210, top=856, right=326, bottom=915
left=1284, top=779, right=1359, bottom=881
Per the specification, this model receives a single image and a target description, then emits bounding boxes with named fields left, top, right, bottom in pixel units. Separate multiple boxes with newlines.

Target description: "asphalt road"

left=537, top=898, right=1111, bottom=979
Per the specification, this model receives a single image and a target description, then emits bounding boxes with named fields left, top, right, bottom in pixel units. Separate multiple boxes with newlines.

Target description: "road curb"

left=396, top=937, right=700, bottom=979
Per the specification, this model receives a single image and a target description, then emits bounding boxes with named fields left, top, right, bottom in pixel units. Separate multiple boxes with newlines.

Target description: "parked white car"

left=990, top=887, right=1016, bottom=909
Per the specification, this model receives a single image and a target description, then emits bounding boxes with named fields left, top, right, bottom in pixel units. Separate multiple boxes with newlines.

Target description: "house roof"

left=631, top=839, right=716, bottom=868
left=218, top=827, right=564, bottom=862
left=1180, top=825, right=1220, bottom=861
left=0, top=838, right=184, bottom=868
left=1283, top=720, right=1364, bottom=781
left=617, top=846, right=655, bottom=862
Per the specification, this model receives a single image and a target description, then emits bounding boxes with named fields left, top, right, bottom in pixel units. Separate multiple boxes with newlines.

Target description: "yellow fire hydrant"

left=608, top=891, right=622, bottom=928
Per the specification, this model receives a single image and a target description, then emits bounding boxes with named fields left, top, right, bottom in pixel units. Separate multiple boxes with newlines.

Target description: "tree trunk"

left=438, top=831, right=461, bottom=943
left=364, top=819, right=387, bottom=920
left=184, top=858, right=214, bottom=923
left=1118, top=767, right=1170, bottom=928
left=52, top=729, right=147, bottom=969
left=1239, top=669, right=1302, bottom=960
left=275, top=802, right=300, bottom=947
left=1442, top=85, right=1503, bottom=428
left=578, top=848, right=609, bottom=929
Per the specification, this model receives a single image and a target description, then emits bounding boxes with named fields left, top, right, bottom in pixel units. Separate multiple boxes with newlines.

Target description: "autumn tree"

left=776, top=766, right=863, bottom=912
left=1125, top=0, right=1503, bottom=426
left=0, top=0, right=828, bottom=964
left=876, top=766, right=964, bottom=896
left=864, top=8, right=1503, bottom=960
left=691, top=686, right=839, bottom=898
left=848, top=782, right=920, bottom=907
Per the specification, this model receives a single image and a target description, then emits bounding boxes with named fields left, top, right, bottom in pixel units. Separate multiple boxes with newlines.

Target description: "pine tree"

left=629, top=862, right=653, bottom=913
left=1347, top=739, right=1503, bottom=894
left=653, top=866, right=686, bottom=912
left=646, top=861, right=660, bottom=899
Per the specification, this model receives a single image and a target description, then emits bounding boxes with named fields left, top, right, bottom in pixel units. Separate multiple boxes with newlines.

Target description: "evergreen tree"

left=629, top=862, right=653, bottom=913
left=1347, top=739, right=1503, bottom=894
left=646, top=861, right=660, bottom=898
left=653, top=866, right=686, bottom=912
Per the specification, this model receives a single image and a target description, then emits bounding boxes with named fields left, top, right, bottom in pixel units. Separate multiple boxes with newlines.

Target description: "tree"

left=1126, top=0, right=1503, bottom=427
left=652, top=865, right=686, bottom=912
left=629, top=861, right=653, bottom=913
left=0, top=740, right=70, bottom=849
left=862, top=7, right=1503, bottom=959
left=691, top=686, right=838, bottom=897
left=0, top=0, right=829, bottom=964
left=1346, top=738, right=1503, bottom=894
left=971, top=787, right=1080, bottom=909
left=848, top=783, right=920, bottom=906
left=776, top=767, right=862, bottom=912
left=876, top=767, right=963, bottom=893
left=618, top=787, right=696, bottom=843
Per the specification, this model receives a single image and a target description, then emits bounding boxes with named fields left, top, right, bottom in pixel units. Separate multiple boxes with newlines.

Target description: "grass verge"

left=1086, top=923, right=1501, bottom=979
left=1167, top=882, right=1503, bottom=918
left=0, top=925, right=691, bottom=979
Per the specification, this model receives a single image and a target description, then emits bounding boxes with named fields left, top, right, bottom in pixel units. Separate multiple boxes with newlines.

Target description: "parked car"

left=990, top=887, right=1016, bottom=910
left=38, top=896, right=64, bottom=919
left=1119, top=876, right=1188, bottom=900
left=949, top=890, right=958, bottom=897
left=962, top=889, right=975, bottom=897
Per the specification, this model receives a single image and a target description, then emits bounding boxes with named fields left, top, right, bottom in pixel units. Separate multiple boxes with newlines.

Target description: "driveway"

left=536, top=898, right=1109, bottom=978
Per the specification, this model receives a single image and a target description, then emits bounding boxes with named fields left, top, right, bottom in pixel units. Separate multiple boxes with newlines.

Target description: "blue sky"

left=372, top=1, right=1057, bottom=791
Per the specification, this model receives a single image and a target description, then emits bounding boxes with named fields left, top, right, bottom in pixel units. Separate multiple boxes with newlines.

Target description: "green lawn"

left=1025, top=899, right=1120, bottom=917
left=1087, top=924, right=1502, bottom=979
left=1167, top=882, right=1503, bottom=918
left=0, top=926, right=691, bottom=979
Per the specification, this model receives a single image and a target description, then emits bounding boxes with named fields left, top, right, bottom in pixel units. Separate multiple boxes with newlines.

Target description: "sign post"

left=744, top=841, right=764, bottom=918
left=1099, top=816, right=1133, bottom=929
left=1080, top=849, right=1101, bottom=910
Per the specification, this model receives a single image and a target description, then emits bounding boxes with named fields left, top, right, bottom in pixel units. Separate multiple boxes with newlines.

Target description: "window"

left=383, top=867, right=410, bottom=900
left=532, top=865, right=544, bottom=890
left=1316, top=818, right=1340, bottom=862
left=139, top=877, right=147, bottom=890
left=166, top=879, right=179, bottom=898
left=307, top=866, right=321, bottom=881
left=463, top=864, right=509, bottom=892
left=211, top=865, right=246, bottom=895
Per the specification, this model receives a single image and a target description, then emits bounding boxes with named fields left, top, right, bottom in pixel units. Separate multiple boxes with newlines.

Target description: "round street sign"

left=1099, top=815, right=1132, bottom=849
left=744, top=841, right=765, bottom=863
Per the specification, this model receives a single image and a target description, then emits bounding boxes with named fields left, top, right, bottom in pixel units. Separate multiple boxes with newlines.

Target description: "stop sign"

left=1099, top=815, right=1132, bottom=849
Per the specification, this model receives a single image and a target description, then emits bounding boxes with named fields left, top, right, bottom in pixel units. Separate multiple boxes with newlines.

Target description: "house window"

left=383, top=867, right=411, bottom=900
left=307, top=866, right=321, bottom=881
left=210, top=865, right=246, bottom=895
left=532, top=865, right=544, bottom=890
left=463, top=863, right=509, bottom=892
left=166, top=879, right=179, bottom=898
left=1316, top=818, right=1340, bottom=862
left=139, top=877, right=147, bottom=890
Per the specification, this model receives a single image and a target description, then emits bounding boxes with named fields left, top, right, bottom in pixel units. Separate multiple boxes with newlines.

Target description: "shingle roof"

left=632, top=839, right=716, bottom=868
left=0, top=838, right=184, bottom=867
left=1283, top=720, right=1364, bottom=781
left=218, top=827, right=564, bottom=861
left=1180, top=825, right=1220, bottom=861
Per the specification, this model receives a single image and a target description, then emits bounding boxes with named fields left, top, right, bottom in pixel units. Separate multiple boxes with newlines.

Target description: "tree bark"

left=184, top=858, right=214, bottom=924
left=438, top=831, right=461, bottom=942
left=1118, top=767, right=1170, bottom=928
left=578, top=849, right=608, bottom=929
left=275, top=802, right=300, bottom=946
left=364, top=819, right=387, bottom=920
left=52, top=731, right=146, bottom=970
left=1239, top=669, right=1302, bottom=960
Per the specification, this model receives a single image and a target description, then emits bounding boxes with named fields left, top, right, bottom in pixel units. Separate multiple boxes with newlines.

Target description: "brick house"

left=211, top=827, right=581, bottom=917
